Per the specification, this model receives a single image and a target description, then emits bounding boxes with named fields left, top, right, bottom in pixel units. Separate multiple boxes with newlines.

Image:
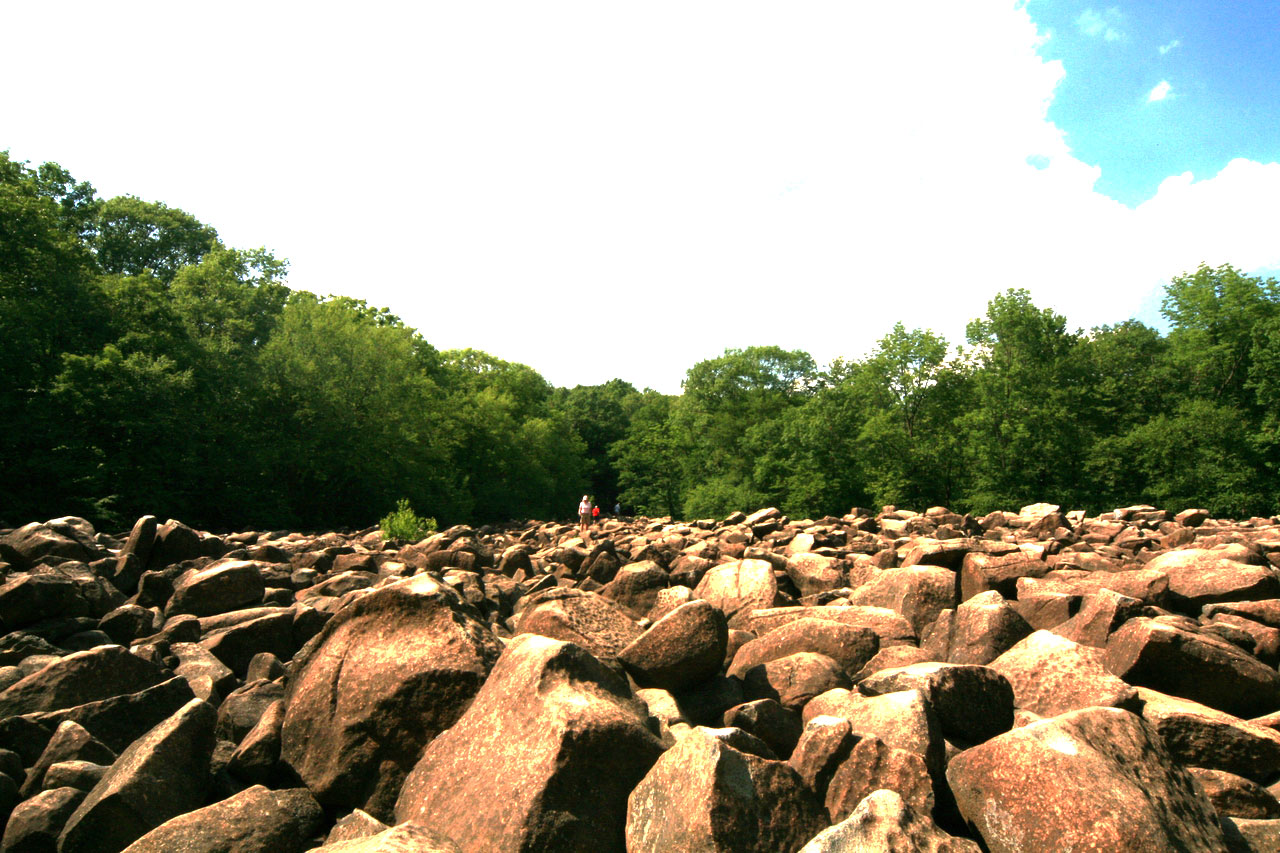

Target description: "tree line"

left=4, top=152, right=1279, bottom=531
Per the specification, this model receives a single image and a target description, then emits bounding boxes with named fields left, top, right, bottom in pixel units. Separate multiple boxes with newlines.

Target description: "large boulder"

left=1104, top=617, right=1280, bottom=718
left=849, top=567, right=958, bottom=633
left=741, top=652, right=851, bottom=711
left=785, top=553, right=844, bottom=597
left=600, top=560, right=669, bottom=618
left=694, top=559, right=783, bottom=628
left=625, top=726, right=826, bottom=853
left=1051, top=588, right=1143, bottom=649
left=0, top=645, right=167, bottom=718
left=959, top=549, right=1049, bottom=601
left=0, top=520, right=101, bottom=568
left=858, top=662, right=1014, bottom=748
left=617, top=599, right=727, bottom=691
left=281, top=575, right=501, bottom=821
left=823, top=733, right=935, bottom=823
left=816, top=689, right=945, bottom=778
left=946, top=707, right=1227, bottom=852
left=728, top=618, right=879, bottom=679
left=166, top=560, right=265, bottom=617
left=989, top=630, right=1137, bottom=717
left=111, top=516, right=157, bottom=594
left=1, top=786, right=85, bottom=853
left=18, top=719, right=115, bottom=798
left=57, top=698, right=217, bottom=853
left=394, top=634, right=665, bottom=852
left=921, top=591, right=1031, bottom=665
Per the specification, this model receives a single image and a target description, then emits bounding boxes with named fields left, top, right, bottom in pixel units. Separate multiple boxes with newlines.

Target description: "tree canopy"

left=4, top=150, right=1279, bottom=530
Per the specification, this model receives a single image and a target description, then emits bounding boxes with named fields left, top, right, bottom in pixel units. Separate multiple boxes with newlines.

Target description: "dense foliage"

left=4, top=152, right=1279, bottom=530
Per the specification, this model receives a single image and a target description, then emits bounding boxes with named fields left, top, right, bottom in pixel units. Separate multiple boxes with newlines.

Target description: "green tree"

left=0, top=154, right=107, bottom=523
left=259, top=293, right=457, bottom=528
left=551, top=379, right=640, bottom=508
left=959, top=289, right=1087, bottom=512
left=93, top=195, right=220, bottom=282
left=676, top=346, right=819, bottom=516
left=610, top=391, right=684, bottom=517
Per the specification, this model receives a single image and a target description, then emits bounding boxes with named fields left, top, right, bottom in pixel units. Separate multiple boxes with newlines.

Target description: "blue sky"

left=1027, top=1, right=1280, bottom=206
left=4, top=2, right=1280, bottom=392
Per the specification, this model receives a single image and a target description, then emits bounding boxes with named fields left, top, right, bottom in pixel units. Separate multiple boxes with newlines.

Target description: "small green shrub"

left=380, top=499, right=438, bottom=542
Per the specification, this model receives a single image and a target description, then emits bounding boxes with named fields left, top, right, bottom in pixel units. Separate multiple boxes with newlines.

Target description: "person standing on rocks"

left=578, top=495, right=593, bottom=535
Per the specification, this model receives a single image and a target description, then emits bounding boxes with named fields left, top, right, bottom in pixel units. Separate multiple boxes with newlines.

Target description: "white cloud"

left=1159, top=39, right=1181, bottom=55
left=1, top=1, right=1277, bottom=394
left=1148, top=80, right=1173, bottom=101
left=1077, top=7, right=1124, bottom=41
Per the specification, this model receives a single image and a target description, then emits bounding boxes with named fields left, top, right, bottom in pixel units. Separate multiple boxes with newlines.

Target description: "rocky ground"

left=0, top=503, right=1279, bottom=851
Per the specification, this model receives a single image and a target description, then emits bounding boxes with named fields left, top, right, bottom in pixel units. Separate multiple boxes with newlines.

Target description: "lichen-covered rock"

left=946, top=707, right=1226, bottom=853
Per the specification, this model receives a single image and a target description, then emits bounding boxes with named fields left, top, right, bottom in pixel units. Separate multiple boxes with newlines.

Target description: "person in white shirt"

left=578, top=495, right=593, bottom=534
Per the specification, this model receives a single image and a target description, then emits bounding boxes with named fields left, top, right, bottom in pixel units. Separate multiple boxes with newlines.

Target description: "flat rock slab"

left=946, top=706, right=1227, bottom=852
left=1136, top=687, right=1280, bottom=784
left=1018, top=568, right=1170, bottom=607
left=748, top=606, right=917, bottom=647
left=728, top=617, right=878, bottom=679
left=58, top=698, right=217, bottom=853
left=120, top=786, right=324, bottom=853
left=1145, top=548, right=1280, bottom=612
left=0, top=645, right=167, bottom=718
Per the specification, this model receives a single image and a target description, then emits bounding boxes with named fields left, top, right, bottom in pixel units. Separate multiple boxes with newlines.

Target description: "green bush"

left=379, top=499, right=437, bottom=542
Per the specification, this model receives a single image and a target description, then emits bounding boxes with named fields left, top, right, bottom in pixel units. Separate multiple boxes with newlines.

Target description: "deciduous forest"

left=5, top=152, right=1279, bottom=530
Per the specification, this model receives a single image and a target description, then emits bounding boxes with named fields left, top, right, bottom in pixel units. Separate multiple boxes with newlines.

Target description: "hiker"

left=592, top=504, right=600, bottom=523
left=614, top=501, right=621, bottom=517
left=578, top=495, right=592, bottom=534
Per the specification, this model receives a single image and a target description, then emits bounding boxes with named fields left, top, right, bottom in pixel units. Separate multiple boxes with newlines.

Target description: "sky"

left=4, top=1, right=1279, bottom=393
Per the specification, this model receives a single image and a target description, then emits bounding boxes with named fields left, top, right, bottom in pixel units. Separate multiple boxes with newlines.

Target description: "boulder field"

left=0, top=503, right=1279, bottom=850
